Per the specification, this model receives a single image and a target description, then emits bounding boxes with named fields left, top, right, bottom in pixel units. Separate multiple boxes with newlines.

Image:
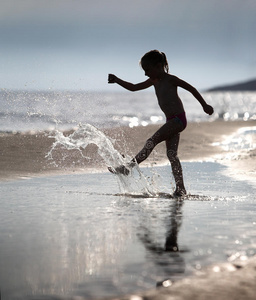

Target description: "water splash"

left=46, top=123, right=156, bottom=196
left=212, top=126, right=256, bottom=161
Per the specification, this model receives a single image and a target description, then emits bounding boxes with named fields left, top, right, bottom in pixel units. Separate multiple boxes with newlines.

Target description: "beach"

left=1, top=0, right=256, bottom=297
left=0, top=121, right=256, bottom=300
left=1, top=120, right=255, bottom=182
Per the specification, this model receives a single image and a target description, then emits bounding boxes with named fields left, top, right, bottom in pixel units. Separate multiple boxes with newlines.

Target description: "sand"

left=0, top=120, right=255, bottom=182
left=117, top=255, right=256, bottom=300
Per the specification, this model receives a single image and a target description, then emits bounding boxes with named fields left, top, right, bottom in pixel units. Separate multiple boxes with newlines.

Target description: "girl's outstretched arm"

left=173, top=76, right=214, bottom=115
left=108, top=74, right=153, bottom=91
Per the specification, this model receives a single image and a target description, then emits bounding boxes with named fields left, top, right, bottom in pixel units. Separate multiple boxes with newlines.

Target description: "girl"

left=108, top=50, right=214, bottom=196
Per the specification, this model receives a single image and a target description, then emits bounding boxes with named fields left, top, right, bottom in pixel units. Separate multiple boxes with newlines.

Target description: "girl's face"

left=141, top=62, right=164, bottom=80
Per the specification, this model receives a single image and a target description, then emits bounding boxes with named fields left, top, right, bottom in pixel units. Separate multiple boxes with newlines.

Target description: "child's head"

left=140, top=50, right=169, bottom=73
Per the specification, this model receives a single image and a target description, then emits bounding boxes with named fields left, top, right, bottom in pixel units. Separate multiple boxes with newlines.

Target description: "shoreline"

left=0, top=120, right=255, bottom=182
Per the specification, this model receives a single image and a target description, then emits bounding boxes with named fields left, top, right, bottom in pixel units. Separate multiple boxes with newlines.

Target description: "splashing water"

left=46, top=123, right=156, bottom=196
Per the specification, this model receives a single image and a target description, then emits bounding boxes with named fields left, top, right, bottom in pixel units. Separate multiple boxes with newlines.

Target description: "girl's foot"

left=108, top=165, right=130, bottom=176
left=108, top=159, right=136, bottom=176
left=173, top=188, right=186, bottom=197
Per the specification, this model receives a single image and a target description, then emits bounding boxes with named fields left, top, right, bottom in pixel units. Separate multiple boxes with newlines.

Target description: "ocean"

left=1, top=90, right=256, bottom=133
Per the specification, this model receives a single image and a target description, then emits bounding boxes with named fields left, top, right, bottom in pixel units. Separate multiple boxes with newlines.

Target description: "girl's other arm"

left=108, top=74, right=153, bottom=91
left=173, top=76, right=214, bottom=115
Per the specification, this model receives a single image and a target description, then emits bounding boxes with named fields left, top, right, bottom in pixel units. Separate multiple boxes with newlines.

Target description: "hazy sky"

left=0, top=0, right=255, bottom=91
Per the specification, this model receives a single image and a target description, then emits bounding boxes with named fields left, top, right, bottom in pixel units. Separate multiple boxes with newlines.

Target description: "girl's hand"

left=108, top=74, right=116, bottom=83
left=204, top=104, right=214, bottom=115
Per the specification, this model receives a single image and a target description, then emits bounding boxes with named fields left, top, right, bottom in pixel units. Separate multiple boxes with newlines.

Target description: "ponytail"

left=160, top=52, right=169, bottom=73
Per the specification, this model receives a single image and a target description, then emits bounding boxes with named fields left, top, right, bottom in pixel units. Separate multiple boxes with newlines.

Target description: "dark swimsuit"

left=166, top=111, right=187, bottom=130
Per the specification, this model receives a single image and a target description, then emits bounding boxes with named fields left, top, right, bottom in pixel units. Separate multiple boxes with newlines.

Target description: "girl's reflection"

left=137, top=199, right=185, bottom=283
left=165, top=199, right=183, bottom=252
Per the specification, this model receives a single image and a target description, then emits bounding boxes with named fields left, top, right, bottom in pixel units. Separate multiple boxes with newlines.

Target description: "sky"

left=0, top=0, right=255, bottom=91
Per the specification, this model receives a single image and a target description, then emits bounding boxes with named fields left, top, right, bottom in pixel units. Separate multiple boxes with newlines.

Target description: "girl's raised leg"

left=135, top=120, right=182, bottom=164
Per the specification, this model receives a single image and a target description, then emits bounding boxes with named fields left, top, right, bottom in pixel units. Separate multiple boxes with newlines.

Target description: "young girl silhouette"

left=108, top=50, right=214, bottom=196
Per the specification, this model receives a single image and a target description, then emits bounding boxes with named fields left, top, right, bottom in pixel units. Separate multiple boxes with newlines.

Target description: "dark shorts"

left=166, top=111, right=187, bottom=130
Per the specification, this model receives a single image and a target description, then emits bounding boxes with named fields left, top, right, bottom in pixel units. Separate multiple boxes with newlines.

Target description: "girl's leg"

left=166, top=134, right=186, bottom=195
left=135, top=120, right=182, bottom=164
left=109, top=120, right=184, bottom=176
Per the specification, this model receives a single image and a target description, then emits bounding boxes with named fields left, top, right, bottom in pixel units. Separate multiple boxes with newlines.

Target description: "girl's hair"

left=140, top=50, right=169, bottom=73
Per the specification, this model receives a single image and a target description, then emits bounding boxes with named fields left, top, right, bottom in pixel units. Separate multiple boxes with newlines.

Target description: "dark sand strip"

left=0, top=120, right=255, bottom=181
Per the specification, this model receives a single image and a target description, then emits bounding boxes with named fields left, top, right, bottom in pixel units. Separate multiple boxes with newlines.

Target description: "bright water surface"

left=1, top=90, right=256, bottom=132
left=0, top=162, right=255, bottom=300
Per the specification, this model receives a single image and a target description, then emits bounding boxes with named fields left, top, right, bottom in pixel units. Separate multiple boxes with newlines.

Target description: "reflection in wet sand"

left=137, top=199, right=186, bottom=286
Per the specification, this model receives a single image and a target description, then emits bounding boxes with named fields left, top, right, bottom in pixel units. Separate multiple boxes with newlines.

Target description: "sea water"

left=0, top=123, right=256, bottom=300
left=46, top=123, right=156, bottom=196
left=0, top=163, right=255, bottom=300
left=0, top=90, right=256, bottom=133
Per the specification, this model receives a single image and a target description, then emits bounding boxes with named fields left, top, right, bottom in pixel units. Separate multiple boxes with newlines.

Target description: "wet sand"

left=0, top=120, right=255, bottom=181
left=118, top=255, right=256, bottom=300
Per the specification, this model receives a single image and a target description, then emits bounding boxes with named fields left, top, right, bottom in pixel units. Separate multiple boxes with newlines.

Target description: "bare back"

left=153, top=73, right=185, bottom=119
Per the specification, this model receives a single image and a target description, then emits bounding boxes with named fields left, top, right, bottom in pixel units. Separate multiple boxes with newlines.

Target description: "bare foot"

left=108, top=165, right=130, bottom=176
left=173, top=188, right=186, bottom=197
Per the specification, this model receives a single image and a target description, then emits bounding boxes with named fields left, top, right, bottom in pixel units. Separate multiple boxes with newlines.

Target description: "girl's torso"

left=153, top=74, right=185, bottom=119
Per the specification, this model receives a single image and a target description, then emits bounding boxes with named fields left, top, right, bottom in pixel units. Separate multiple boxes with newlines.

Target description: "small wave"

left=213, top=126, right=256, bottom=152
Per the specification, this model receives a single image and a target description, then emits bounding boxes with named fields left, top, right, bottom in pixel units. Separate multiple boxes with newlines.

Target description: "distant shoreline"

left=207, top=78, right=256, bottom=92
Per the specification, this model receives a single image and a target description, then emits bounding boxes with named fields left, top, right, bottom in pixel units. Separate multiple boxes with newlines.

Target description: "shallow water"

left=0, top=162, right=255, bottom=300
